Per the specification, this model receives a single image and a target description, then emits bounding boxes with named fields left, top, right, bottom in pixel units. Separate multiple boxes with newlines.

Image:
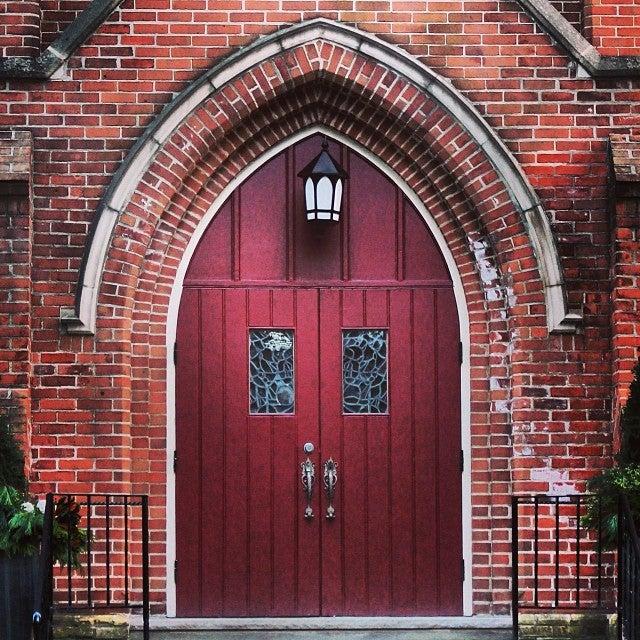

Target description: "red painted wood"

left=389, top=288, right=416, bottom=614
left=184, top=199, right=233, bottom=281
left=200, top=288, right=225, bottom=615
left=222, top=288, right=250, bottom=615
left=317, top=289, right=343, bottom=616
left=348, top=154, right=398, bottom=281
left=294, top=288, right=322, bottom=615
left=175, top=288, right=201, bottom=615
left=175, top=134, right=462, bottom=617
left=239, top=155, right=287, bottom=281
left=436, top=288, right=463, bottom=614
left=413, top=288, right=439, bottom=612
left=184, top=134, right=452, bottom=288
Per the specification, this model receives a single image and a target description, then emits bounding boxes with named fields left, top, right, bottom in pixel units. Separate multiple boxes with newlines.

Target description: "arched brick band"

left=61, top=17, right=582, bottom=336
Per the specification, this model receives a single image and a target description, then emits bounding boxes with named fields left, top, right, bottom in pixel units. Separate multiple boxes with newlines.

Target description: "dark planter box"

left=0, top=553, right=39, bottom=640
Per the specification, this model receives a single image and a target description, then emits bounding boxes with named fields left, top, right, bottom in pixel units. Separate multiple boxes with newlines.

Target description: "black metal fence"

left=511, top=494, right=615, bottom=640
left=618, top=494, right=640, bottom=640
left=32, top=493, right=149, bottom=640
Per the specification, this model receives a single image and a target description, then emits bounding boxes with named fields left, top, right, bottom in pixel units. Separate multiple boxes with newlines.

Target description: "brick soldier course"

left=0, top=0, right=639, bottom=621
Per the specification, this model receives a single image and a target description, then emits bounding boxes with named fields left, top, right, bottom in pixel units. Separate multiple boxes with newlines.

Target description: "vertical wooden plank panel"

left=247, top=420, right=273, bottom=615
left=223, top=288, right=250, bottom=615
left=339, top=289, right=369, bottom=615
left=364, top=289, right=391, bottom=614
left=404, top=199, right=451, bottom=283
left=318, top=288, right=344, bottom=615
left=348, top=153, right=397, bottom=281
left=184, top=200, right=233, bottom=282
left=271, top=289, right=295, bottom=326
left=396, top=189, right=405, bottom=282
left=248, top=289, right=271, bottom=327
left=200, top=289, right=225, bottom=615
left=239, top=154, right=287, bottom=281
left=246, top=289, right=274, bottom=614
left=436, top=288, right=463, bottom=614
left=296, top=288, right=322, bottom=615
left=341, top=148, right=350, bottom=281
left=271, top=288, right=297, bottom=614
left=389, top=288, right=416, bottom=613
left=341, top=289, right=364, bottom=328
left=175, top=289, right=202, bottom=615
left=413, top=288, right=439, bottom=612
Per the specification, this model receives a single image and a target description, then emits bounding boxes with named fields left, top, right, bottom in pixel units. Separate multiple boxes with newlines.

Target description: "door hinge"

left=174, top=559, right=178, bottom=583
left=460, top=449, right=464, bottom=473
left=462, top=558, right=465, bottom=581
left=459, top=341, right=463, bottom=365
left=173, top=341, right=177, bottom=366
left=173, top=450, right=178, bottom=473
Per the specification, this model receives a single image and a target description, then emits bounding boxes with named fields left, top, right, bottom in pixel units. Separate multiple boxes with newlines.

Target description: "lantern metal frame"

left=298, top=140, right=348, bottom=222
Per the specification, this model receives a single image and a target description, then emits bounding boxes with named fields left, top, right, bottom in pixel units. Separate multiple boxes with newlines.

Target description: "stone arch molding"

left=62, top=17, right=582, bottom=336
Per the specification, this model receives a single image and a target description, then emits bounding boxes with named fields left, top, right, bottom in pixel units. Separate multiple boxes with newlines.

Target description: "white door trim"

left=165, top=124, right=473, bottom=616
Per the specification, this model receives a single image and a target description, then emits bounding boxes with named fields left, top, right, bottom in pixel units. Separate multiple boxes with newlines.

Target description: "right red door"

left=318, top=287, right=462, bottom=616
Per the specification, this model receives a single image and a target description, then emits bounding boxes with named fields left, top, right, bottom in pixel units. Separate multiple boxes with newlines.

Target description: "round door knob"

left=303, top=442, right=314, bottom=454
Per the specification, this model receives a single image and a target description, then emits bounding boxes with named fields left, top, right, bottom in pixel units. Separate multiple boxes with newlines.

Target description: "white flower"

left=36, top=499, right=46, bottom=513
left=21, top=502, right=35, bottom=513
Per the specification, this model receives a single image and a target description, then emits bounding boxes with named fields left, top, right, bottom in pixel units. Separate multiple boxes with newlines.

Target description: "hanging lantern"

left=298, top=139, right=348, bottom=222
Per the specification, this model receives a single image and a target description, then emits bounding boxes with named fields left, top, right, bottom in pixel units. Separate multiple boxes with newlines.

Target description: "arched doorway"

left=174, top=134, right=463, bottom=617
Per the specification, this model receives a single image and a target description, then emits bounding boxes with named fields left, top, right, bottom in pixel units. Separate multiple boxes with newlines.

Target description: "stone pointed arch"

left=62, top=17, right=581, bottom=335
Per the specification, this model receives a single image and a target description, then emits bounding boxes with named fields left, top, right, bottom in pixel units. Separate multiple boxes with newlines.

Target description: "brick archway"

left=60, top=18, right=583, bottom=613
left=64, top=18, right=580, bottom=338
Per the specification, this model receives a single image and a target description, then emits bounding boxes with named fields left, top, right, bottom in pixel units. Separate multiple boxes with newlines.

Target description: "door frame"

left=165, top=124, right=473, bottom=617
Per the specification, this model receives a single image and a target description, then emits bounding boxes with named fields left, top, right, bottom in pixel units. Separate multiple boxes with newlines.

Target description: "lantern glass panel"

left=333, top=180, right=342, bottom=214
left=304, top=177, right=315, bottom=217
left=316, top=176, right=333, bottom=219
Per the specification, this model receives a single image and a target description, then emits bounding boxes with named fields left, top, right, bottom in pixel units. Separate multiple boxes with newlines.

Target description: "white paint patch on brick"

left=530, top=466, right=578, bottom=494
left=492, top=399, right=510, bottom=413
left=469, top=237, right=504, bottom=306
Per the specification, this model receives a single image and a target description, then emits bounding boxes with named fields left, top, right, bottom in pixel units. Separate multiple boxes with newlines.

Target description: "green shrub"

left=583, top=465, right=640, bottom=547
left=0, top=486, right=89, bottom=566
left=0, top=415, right=89, bottom=565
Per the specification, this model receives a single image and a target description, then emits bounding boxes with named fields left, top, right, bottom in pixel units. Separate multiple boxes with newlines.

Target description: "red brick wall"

left=549, top=0, right=583, bottom=31
left=0, top=1, right=40, bottom=57
left=609, top=135, right=640, bottom=442
left=0, top=130, right=32, bottom=470
left=0, top=0, right=638, bottom=614
left=40, top=0, right=91, bottom=49
left=584, top=0, right=640, bottom=54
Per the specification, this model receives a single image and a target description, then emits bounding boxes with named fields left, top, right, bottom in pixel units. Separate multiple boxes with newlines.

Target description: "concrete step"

left=131, top=631, right=513, bottom=640
left=128, top=615, right=513, bottom=640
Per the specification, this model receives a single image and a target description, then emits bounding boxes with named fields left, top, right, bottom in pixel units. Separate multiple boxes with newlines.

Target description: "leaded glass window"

left=249, top=330, right=295, bottom=414
left=342, top=329, right=388, bottom=414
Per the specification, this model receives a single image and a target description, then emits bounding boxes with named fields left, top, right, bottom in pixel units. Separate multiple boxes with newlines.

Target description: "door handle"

left=323, top=458, right=338, bottom=520
left=300, top=458, right=315, bottom=520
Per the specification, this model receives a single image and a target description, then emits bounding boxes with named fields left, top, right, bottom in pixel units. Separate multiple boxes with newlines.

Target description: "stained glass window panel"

left=249, top=330, right=295, bottom=414
left=342, top=329, right=388, bottom=414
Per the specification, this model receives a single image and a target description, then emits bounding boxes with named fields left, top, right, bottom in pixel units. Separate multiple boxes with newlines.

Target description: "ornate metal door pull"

left=323, top=458, right=338, bottom=520
left=300, top=457, right=315, bottom=520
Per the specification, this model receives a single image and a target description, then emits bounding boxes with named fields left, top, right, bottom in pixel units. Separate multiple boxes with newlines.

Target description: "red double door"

left=175, top=136, right=463, bottom=617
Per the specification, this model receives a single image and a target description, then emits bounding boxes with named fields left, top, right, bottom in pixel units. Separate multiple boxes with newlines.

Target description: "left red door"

left=175, top=287, right=322, bottom=616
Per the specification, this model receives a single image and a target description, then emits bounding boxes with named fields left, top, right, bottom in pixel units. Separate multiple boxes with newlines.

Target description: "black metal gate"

left=32, top=493, right=150, bottom=640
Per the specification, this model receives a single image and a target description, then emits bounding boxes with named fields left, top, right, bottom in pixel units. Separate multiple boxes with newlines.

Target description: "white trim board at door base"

left=166, top=124, right=473, bottom=617
left=131, top=616, right=512, bottom=631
